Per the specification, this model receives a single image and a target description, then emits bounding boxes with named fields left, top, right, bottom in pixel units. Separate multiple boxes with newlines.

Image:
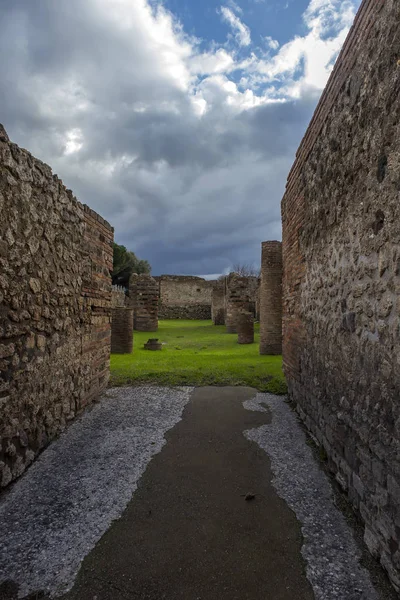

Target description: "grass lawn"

left=110, top=320, right=287, bottom=394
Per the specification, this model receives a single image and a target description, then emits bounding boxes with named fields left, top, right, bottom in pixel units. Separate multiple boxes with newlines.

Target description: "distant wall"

left=157, top=276, right=214, bottom=320
left=281, top=0, right=400, bottom=590
left=0, top=124, right=113, bottom=489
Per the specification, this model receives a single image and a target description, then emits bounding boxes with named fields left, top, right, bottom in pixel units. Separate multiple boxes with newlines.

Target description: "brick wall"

left=0, top=124, right=113, bottom=488
left=281, top=0, right=400, bottom=589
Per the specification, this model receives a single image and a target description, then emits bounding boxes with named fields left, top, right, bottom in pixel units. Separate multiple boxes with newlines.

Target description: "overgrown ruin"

left=282, top=0, right=400, bottom=589
left=0, top=125, right=113, bottom=488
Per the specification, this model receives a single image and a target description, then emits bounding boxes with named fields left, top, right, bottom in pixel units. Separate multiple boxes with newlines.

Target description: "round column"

left=259, top=241, right=282, bottom=355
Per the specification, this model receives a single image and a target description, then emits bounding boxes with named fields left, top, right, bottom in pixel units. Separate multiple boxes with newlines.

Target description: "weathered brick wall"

left=157, top=275, right=214, bottom=320
left=281, top=0, right=400, bottom=589
left=0, top=125, right=113, bottom=489
left=259, top=241, right=282, bottom=355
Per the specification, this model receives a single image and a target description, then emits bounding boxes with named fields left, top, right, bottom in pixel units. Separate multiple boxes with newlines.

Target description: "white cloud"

left=243, top=0, right=357, bottom=95
left=265, top=36, right=280, bottom=50
left=226, top=0, right=243, bottom=14
left=220, top=6, right=251, bottom=47
left=190, top=49, right=235, bottom=76
left=64, top=128, right=84, bottom=155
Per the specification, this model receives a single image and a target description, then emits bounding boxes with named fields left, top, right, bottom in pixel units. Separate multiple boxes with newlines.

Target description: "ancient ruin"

left=144, top=338, right=162, bottom=351
left=259, top=241, right=282, bottom=355
left=236, top=311, right=254, bottom=345
left=281, top=0, right=400, bottom=590
left=111, top=285, right=126, bottom=308
left=225, top=274, right=252, bottom=333
left=211, top=283, right=225, bottom=325
left=111, top=308, right=134, bottom=354
left=129, top=273, right=159, bottom=332
left=0, top=125, right=113, bottom=488
left=157, top=275, right=214, bottom=319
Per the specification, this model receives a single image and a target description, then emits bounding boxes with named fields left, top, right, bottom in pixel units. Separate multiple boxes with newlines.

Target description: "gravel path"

left=0, top=386, right=193, bottom=598
left=244, top=393, right=379, bottom=600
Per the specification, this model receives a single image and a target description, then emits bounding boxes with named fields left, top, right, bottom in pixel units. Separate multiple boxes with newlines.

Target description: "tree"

left=231, top=263, right=260, bottom=278
left=112, top=243, right=151, bottom=287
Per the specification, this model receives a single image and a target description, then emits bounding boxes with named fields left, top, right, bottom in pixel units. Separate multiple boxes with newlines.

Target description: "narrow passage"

left=61, top=386, right=312, bottom=600
left=0, top=387, right=384, bottom=599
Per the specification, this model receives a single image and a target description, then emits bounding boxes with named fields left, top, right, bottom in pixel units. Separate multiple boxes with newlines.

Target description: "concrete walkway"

left=0, top=387, right=390, bottom=599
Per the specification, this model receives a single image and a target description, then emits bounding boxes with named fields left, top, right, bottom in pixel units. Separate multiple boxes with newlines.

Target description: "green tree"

left=112, top=243, right=151, bottom=287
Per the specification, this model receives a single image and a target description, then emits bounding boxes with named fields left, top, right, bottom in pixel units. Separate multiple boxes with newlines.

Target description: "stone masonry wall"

left=157, top=275, right=214, bottom=320
left=281, top=0, right=400, bottom=589
left=0, top=125, right=113, bottom=489
left=111, top=286, right=126, bottom=308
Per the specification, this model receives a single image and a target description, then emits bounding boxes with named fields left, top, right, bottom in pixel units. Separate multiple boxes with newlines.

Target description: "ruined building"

left=282, top=0, right=400, bottom=589
left=157, top=275, right=214, bottom=320
left=0, top=125, right=113, bottom=488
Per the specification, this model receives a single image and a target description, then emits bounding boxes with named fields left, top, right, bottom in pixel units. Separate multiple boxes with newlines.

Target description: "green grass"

left=110, top=320, right=287, bottom=394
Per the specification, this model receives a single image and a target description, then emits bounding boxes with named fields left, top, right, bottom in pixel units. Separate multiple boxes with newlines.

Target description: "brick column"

left=111, top=308, right=134, bottom=354
left=259, top=241, right=282, bottom=355
left=237, top=310, right=254, bottom=344
left=225, top=275, right=251, bottom=333
left=212, top=284, right=225, bottom=325
left=134, top=274, right=159, bottom=332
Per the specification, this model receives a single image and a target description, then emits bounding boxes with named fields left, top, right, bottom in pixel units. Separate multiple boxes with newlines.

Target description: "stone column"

left=237, top=310, right=254, bottom=344
left=111, top=308, right=134, bottom=353
left=212, top=284, right=225, bottom=325
left=225, top=274, right=251, bottom=333
left=134, top=274, right=159, bottom=332
left=259, top=241, right=282, bottom=355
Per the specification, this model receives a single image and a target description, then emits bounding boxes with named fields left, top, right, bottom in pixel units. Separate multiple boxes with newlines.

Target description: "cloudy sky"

left=1, top=0, right=361, bottom=276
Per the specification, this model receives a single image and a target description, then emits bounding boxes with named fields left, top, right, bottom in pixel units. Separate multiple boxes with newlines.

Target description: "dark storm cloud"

left=0, top=0, right=322, bottom=275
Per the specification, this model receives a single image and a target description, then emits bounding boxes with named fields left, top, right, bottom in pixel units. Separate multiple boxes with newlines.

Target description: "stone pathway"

left=0, top=386, right=391, bottom=599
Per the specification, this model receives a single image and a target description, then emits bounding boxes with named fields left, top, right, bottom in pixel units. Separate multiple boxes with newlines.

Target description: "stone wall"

left=259, top=241, right=282, bottom=355
left=0, top=124, right=113, bottom=489
left=157, top=275, right=214, bottom=320
left=111, top=285, right=126, bottom=308
left=281, top=0, right=400, bottom=590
